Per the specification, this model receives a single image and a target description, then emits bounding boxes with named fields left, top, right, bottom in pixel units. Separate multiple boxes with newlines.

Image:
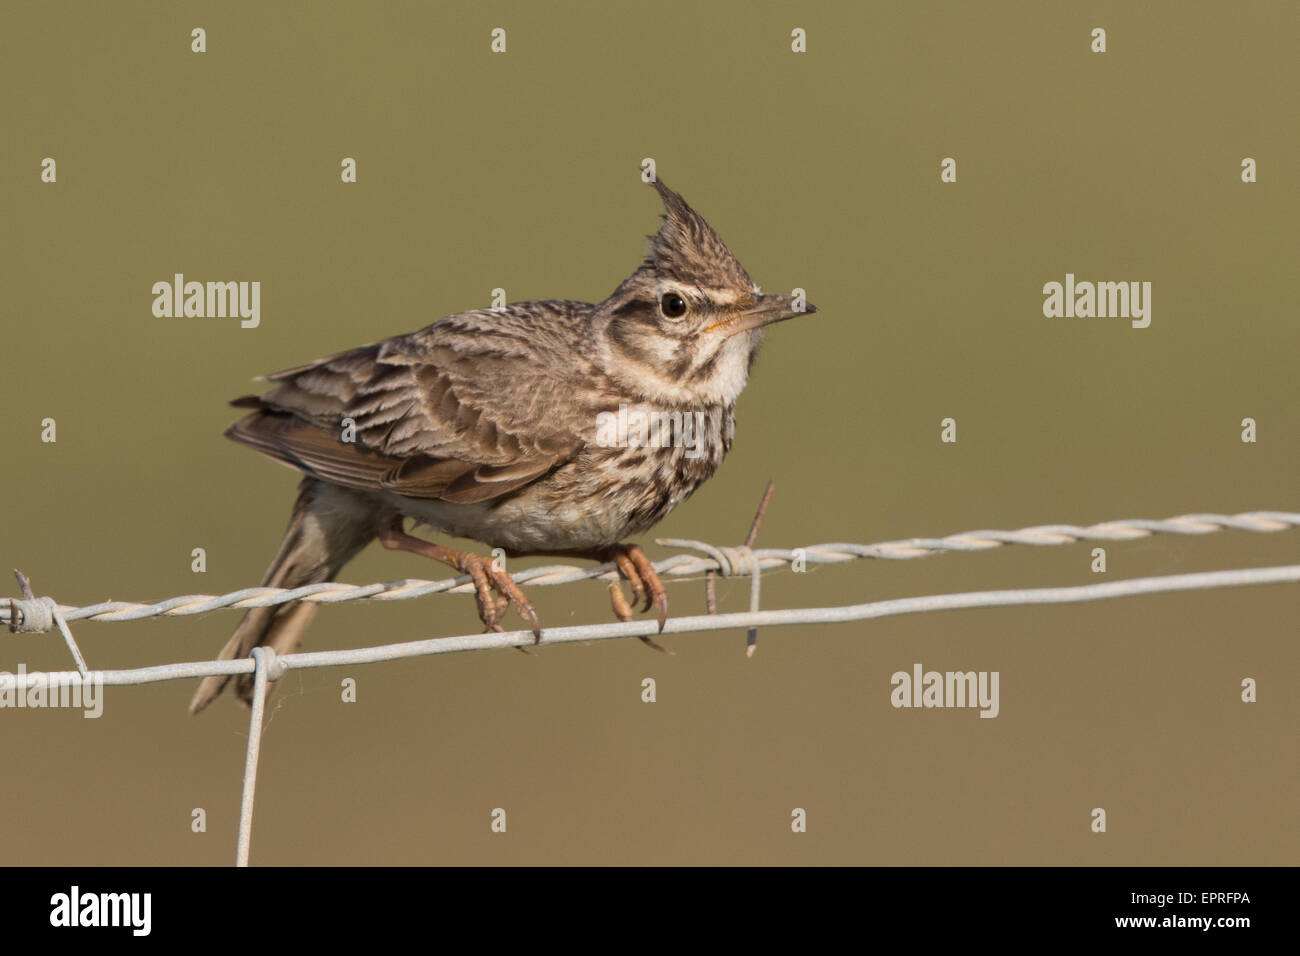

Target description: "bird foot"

left=602, top=543, right=670, bottom=651
left=456, top=551, right=541, bottom=642
left=379, top=519, right=541, bottom=643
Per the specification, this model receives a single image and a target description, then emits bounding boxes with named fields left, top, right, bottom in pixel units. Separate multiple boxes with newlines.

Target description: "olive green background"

left=1, top=1, right=1296, bottom=865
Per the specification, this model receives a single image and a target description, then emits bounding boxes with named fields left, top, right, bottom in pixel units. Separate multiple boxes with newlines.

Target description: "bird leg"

left=378, top=518, right=541, bottom=642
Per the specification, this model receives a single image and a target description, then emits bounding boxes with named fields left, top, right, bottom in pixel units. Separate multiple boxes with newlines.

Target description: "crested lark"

left=191, top=178, right=816, bottom=712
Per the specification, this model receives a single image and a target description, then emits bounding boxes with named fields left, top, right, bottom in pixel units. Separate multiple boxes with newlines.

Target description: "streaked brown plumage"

left=190, top=178, right=816, bottom=712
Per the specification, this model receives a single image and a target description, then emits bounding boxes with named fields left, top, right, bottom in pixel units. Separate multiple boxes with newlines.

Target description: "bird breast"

left=393, top=403, right=735, bottom=553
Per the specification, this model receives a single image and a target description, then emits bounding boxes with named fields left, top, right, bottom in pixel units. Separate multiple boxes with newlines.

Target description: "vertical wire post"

left=235, top=646, right=273, bottom=867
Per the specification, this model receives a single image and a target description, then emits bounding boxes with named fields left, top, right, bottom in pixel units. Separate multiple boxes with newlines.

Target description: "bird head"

left=592, top=179, right=816, bottom=407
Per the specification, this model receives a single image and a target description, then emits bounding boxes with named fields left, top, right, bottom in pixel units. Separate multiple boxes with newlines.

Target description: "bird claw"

left=460, top=553, right=541, bottom=644
left=625, top=544, right=668, bottom=633
left=606, top=543, right=669, bottom=641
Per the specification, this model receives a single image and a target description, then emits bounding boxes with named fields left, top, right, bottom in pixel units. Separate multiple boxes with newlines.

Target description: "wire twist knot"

left=8, top=596, right=56, bottom=634
left=715, top=545, right=757, bottom=577
left=252, top=646, right=286, bottom=681
left=655, top=538, right=758, bottom=577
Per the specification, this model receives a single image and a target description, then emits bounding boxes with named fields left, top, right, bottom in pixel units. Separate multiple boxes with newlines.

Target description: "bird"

left=189, top=177, right=816, bottom=713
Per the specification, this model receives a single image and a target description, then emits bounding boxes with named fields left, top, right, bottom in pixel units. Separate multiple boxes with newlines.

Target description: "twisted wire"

left=2, top=510, right=1296, bottom=632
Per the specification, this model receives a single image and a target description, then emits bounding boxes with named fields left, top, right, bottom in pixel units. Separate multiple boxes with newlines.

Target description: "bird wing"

left=226, top=304, right=591, bottom=503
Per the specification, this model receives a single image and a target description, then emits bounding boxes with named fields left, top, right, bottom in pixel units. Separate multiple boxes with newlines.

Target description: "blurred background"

left=1, top=0, right=1296, bottom=865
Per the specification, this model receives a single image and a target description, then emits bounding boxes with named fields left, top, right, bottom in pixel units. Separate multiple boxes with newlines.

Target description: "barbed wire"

left=3, top=511, right=1296, bottom=631
left=2, top=507, right=1297, bottom=867
left=6, top=564, right=1299, bottom=694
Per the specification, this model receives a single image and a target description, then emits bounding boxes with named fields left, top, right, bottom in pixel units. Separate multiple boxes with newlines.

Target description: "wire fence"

left=3, top=509, right=1297, bottom=865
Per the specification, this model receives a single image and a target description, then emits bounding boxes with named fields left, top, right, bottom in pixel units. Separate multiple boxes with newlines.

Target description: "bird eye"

left=660, top=291, right=688, bottom=319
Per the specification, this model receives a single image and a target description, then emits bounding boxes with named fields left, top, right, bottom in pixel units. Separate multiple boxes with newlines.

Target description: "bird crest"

left=644, top=179, right=754, bottom=292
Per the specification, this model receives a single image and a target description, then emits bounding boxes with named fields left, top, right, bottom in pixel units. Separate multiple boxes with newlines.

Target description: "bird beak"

left=706, top=293, right=819, bottom=337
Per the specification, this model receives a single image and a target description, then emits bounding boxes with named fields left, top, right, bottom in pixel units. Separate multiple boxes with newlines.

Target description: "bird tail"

left=189, top=477, right=378, bottom=714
